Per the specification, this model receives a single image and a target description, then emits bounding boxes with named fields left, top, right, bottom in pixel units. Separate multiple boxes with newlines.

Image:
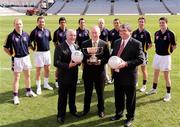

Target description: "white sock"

left=36, top=80, right=41, bottom=88
left=44, top=78, right=49, bottom=86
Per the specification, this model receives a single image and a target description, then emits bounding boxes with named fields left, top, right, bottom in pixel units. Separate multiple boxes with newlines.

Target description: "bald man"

left=81, top=26, right=110, bottom=118
left=3, top=18, right=37, bottom=105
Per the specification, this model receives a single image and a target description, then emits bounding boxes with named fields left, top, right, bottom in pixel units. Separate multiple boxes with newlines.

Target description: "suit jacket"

left=81, top=39, right=110, bottom=79
left=112, top=37, right=144, bottom=86
left=54, top=42, right=79, bottom=84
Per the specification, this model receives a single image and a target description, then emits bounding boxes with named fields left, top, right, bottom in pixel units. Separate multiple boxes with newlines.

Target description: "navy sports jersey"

left=3, top=30, right=30, bottom=57
left=30, top=26, right=52, bottom=51
left=132, top=29, right=152, bottom=52
left=109, top=28, right=121, bottom=49
left=53, top=27, right=67, bottom=46
left=76, top=27, right=90, bottom=49
left=100, top=28, right=109, bottom=42
left=154, top=29, right=176, bottom=55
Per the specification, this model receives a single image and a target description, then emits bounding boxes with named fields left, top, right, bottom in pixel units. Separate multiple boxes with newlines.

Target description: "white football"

left=108, top=56, right=123, bottom=69
left=71, top=50, right=83, bottom=63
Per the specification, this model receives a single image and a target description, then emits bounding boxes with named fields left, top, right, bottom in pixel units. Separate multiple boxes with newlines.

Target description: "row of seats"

left=0, top=0, right=180, bottom=15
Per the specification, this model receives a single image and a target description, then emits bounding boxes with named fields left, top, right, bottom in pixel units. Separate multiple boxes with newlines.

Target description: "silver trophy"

left=82, top=47, right=103, bottom=64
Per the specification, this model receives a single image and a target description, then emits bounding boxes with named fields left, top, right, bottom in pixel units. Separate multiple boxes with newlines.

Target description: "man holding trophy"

left=81, top=26, right=110, bottom=118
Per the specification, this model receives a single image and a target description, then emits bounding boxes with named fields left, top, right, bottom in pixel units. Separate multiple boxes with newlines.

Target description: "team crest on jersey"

left=141, top=34, right=144, bottom=38
left=22, top=37, right=27, bottom=42
left=112, top=32, right=115, bottom=36
left=59, top=33, right=63, bottom=37
left=38, top=32, right=42, bottom=38
left=156, top=36, right=159, bottom=40
left=45, top=31, right=49, bottom=37
left=164, top=36, right=167, bottom=40
left=133, top=34, right=136, bottom=38
left=15, top=37, right=19, bottom=42
left=103, top=32, right=106, bottom=36
left=84, top=32, right=88, bottom=36
left=79, top=33, right=82, bottom=37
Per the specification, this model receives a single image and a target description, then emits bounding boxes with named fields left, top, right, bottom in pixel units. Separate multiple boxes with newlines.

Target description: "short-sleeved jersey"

left=132, top=29, right=152, bottom=52
left=154, top=29, right=176, bottom=55
left=76, top=27, right=90, bottom=49
left=109, top=28, right=121, bottom=49
left=3, top=30, right=30, bottom=57
left=53, top=27, right=67, bottom=46
left=30, top=26, right=52, bottom=51
left=100, top=28, right=109, bottom=42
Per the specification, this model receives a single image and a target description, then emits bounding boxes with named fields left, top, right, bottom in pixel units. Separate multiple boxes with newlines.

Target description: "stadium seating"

left=0, top=7, right=24, bottom=16
left=86, top=0, right=111, bottom=15
left=46, top=0, right=65, bottom=14
left=0, top=0, right=41, bottom=6
left=0, top=0, right=180, bottom=15
left=114, top=0, right=139, bottom=15
left=138, top=0, right=169, bottom=15
left=59, top=0, right=87, bottom=15
left=163, top=0, right=180, bottom=14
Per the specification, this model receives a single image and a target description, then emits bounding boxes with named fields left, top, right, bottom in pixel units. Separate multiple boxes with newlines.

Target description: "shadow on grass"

left=0, top=102, right=125, bottom=127
left=136, top=98, right=162, bottom=107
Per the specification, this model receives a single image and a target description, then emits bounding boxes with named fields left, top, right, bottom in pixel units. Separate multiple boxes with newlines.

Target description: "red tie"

left=117, top=40, right=125, bottom=56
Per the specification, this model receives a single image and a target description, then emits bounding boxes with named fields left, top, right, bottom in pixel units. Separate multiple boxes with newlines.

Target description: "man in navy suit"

left=110, top=24, right=144, bottom=127
left=54, top=29, right=80, bottom=124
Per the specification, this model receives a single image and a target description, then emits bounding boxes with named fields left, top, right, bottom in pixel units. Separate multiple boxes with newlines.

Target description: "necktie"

left=93, top=42, right=97, bottom=47
left=117, top=40, right=125, bottom=56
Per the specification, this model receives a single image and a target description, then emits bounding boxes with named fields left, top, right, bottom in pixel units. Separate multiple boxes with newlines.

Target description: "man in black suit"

left=81, top=26, right=110, bottom=118
left=54, top=29, right=80, bottom=124
left=110, top=24, right=144, bottom=127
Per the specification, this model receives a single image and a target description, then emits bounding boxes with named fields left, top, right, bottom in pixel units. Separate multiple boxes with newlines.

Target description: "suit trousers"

left=114, top=83, right=136, bottom=119
left=83, top=72, right=105, bottom=113
left=57, top=81, right=77, bottom=118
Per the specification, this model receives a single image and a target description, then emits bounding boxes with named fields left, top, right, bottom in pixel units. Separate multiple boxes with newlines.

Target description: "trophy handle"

left=96, top=47, right=103, bottom=55
left=82, top=48, right=90, bottom=56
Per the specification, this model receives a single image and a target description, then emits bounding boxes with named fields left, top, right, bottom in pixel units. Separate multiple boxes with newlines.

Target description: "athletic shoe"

left=26, top=90, right=37, bottom=97
left=36, top=87, right=42, bottom=95
left=140, top=85, right=147, bottom=92
left=55, top=82, right=59, bottom=88
left=13, top=96, right=20, bottom=105
left=44, top=84, right=53, bottom=90
left=163, top=93, right=171, bottom=102
left=146, top=88, right=157, bottom=95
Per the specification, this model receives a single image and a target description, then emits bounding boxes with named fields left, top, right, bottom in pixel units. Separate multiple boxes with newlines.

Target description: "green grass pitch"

left=0, top=15, right=180, bottom=127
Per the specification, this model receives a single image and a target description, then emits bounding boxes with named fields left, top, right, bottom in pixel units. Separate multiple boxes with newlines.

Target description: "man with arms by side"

left=4, top=18, right=36, bottom=105
left=146, top=17, right=176, bottom=102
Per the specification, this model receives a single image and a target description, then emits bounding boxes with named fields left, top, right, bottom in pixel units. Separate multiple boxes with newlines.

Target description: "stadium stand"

left=0, top=7, right=24, bottom=16
left=162, top=0, right=180, bottom=15
left=86, top=0, right=111, bottom=15
left=114, top=0, right=139, bottom=15
left=46, top=0, right=65, bottom=14
left=59, top=0, right=87, bottom=15
left=0, top=0, right=41, bottom=7
left=0, top=0, right=180, bottom=16
left=138, top=0, right=169, bottom=15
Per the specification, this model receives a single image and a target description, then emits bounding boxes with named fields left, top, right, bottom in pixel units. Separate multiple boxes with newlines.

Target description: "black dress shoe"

left=110, top=114, right=123, bottom=121
left=98, top=112, right=105, bottom=118
left=124, top=119, right=133, bottom=127
left=70, top=112, right=80, bottom=118
left=57, top=117, right=65, bottom=124
left=80, top=111, right=88, bottom=117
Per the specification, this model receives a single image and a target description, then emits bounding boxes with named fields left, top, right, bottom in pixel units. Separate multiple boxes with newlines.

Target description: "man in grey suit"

left=110, top=24, right=144, bottom=127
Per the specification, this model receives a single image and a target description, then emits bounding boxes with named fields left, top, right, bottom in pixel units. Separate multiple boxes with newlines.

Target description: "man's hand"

left=94, top=60, right=101, bottom=65
left=69, top=60, right=78, bottom=68
left=117, top=60, right=128, bottom=69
